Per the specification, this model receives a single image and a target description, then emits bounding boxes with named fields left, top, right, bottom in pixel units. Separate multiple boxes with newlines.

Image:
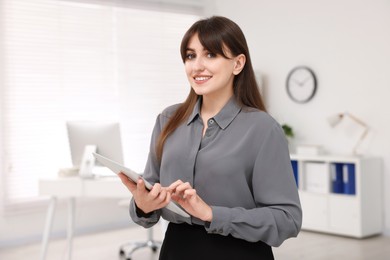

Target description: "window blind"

left=0, top=0, right=200, bottom=212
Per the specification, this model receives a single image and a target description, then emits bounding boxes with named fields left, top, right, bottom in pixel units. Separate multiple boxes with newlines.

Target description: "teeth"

left=195, top=76, right=210, bottom=81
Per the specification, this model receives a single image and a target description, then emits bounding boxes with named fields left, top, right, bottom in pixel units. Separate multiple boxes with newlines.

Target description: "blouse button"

left=208, top=119, right=214, bottom=125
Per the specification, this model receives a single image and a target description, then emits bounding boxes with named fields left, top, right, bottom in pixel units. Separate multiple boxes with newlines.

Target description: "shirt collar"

left=187, top=96, right=242, bottom=130
left=187, top=97, right=202, bottom=125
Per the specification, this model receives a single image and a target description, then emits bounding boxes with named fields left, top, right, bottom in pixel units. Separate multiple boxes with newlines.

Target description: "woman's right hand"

left=118, top=173, right=171, bottom=214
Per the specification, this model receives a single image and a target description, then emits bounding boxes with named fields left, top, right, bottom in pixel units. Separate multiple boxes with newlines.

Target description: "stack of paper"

left=304, top=162, right=330, bottom=193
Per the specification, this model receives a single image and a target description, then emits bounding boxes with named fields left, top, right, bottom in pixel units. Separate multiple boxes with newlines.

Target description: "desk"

left=39, top=177, right=130, bottom=260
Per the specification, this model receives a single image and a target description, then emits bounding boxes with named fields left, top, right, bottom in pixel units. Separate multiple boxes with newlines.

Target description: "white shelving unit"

left=290, top=154, right=383, bottom=238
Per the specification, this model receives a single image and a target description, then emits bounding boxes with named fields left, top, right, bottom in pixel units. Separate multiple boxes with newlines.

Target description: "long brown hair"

left=156, top=16, right=266, bottom=162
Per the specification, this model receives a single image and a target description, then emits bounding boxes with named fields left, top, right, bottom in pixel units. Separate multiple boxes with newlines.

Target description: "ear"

left=233, top=54, right=246, bottom=75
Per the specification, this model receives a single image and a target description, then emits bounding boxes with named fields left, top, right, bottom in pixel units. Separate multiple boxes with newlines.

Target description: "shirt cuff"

left=130, top=198, right=159, bottom=225
left=205, top=206, right=231, bottom=235
left=135, top=202, right=154, bottom=218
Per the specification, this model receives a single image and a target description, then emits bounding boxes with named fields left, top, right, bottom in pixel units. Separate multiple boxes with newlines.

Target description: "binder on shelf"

left=343, top=163, right=356, bottom=195
left=304, top=162, right=330, bottom=194
left=331, top=163, right=344, bottom=194
left=291, top=160, right=298, bottom=186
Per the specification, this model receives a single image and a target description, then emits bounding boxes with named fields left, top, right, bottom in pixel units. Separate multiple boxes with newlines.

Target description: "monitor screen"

left=66, top=121, right=124, bottom=168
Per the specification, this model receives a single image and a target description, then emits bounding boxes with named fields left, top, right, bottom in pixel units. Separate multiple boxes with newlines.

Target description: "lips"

left=193, top=75, right=212, bottom=83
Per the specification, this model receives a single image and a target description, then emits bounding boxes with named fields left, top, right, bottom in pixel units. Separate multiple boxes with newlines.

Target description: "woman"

left=119, top=16, right=302, bottom=260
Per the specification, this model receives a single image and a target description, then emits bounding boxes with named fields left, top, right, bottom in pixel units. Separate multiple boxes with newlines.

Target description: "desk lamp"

left=327, top=112, right=369, bottom=155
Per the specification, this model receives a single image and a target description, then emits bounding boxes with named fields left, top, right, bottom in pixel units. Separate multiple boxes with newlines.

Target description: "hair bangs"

left=197, top=26, right=229, bottom=59
left=180, top=19, right=230, bottom=62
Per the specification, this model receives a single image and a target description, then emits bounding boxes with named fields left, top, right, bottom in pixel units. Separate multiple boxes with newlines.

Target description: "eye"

left=206, top=52, right=216, bottom=58
left=185, top=52, right=196, bottom=60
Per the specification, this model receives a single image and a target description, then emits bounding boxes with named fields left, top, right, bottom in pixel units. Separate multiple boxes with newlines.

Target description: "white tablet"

left=93, top=152, right=190, bottom=218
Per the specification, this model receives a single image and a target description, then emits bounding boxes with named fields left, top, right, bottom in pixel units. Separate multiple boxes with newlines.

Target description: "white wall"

left=211, top=0, right=390, bottom=235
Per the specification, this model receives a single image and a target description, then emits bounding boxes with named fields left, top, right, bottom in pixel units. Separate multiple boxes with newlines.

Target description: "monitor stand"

left=79, top=145, right=97, bottom=178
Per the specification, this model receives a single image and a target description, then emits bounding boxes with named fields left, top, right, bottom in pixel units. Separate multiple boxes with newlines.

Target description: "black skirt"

left=159, top=223, right=274, bottom=260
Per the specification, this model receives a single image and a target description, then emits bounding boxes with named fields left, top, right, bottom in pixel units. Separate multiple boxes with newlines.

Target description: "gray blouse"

left=129, top=97, right=302, bottom=247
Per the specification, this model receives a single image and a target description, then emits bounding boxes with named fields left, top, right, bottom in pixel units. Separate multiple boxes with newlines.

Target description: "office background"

left=208, top=0, right=390, bottom=236
left=1, top=0, right=389, bottom=248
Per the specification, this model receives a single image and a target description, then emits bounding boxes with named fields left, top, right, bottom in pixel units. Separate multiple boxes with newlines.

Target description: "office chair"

left=119, top=227, right=161, bottom=260
left=118, top=200, right=162, bottom=260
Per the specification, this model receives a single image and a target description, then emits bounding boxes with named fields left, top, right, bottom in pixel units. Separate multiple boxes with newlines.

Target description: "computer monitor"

left=66, top=121, right=124, bottom=178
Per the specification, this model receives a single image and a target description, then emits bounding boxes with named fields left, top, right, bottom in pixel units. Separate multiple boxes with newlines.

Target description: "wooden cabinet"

left=290, top=154, right=382, bottom=238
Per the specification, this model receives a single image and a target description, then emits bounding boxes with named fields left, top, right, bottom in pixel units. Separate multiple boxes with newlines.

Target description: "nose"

left=192, top=56, right=205, bottom=72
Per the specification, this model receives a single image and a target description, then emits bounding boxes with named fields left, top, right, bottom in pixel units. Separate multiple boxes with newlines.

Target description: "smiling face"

left=184, top=34, right=243, bottom=100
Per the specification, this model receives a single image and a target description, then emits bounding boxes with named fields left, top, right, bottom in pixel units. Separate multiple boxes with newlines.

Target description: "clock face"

left=286, top=66, right=317, bottom=103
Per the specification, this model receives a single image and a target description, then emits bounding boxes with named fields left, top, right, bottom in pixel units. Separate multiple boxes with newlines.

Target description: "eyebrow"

left=186, top=47, right=211, bottom=53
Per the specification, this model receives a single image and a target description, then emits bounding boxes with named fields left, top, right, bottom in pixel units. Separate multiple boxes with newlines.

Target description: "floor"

left=1, top=224, right=390, bottom=260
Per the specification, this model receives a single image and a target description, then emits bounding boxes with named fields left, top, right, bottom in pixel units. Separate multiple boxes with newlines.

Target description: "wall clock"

left=286, top=66, right=317, bottom=103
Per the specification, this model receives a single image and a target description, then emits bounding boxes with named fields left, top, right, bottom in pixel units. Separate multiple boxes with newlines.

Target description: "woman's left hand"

left=168, top=180, right=213, bottom=222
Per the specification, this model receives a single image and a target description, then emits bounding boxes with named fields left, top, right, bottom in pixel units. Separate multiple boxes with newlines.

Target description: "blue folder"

left=332, top=163, right=344, bottom=194
left=343, top=163, right=356, bottom=195
left=291, top=160, right=298, bottom=187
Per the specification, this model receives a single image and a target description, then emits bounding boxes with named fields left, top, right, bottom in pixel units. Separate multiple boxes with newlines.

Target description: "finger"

left=171, top=183, right=191, bottom=202
left=127, top=181, right=137, bottom=193
left=168, top=180, right=183, bottom=191
left=164, top=191, right=171, bottom=205
left=161, top=186, right=171, bottom=194
left=171, top=193, right=184, bottom=204
left=136, top=178, right=150, bottom=195
left=118, top=172, right=131, bottom=184
left=174, top=182, right=192, bottom=193
left=158, top=189, right=168, bottom=203
left=118, top=173, right=137, bottom=192
left=155, top=190, right=171, bottom=209
left=149, top=183, right=162, bottom=198
left=183, top=188, right=196, bottom=199
left=118, top=173, right=135, bottom=185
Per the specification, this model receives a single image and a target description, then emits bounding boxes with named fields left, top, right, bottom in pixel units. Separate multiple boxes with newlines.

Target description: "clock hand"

left=301, top=76, right=312, bottom=85
left=292, top=79, right=303, bottom=86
